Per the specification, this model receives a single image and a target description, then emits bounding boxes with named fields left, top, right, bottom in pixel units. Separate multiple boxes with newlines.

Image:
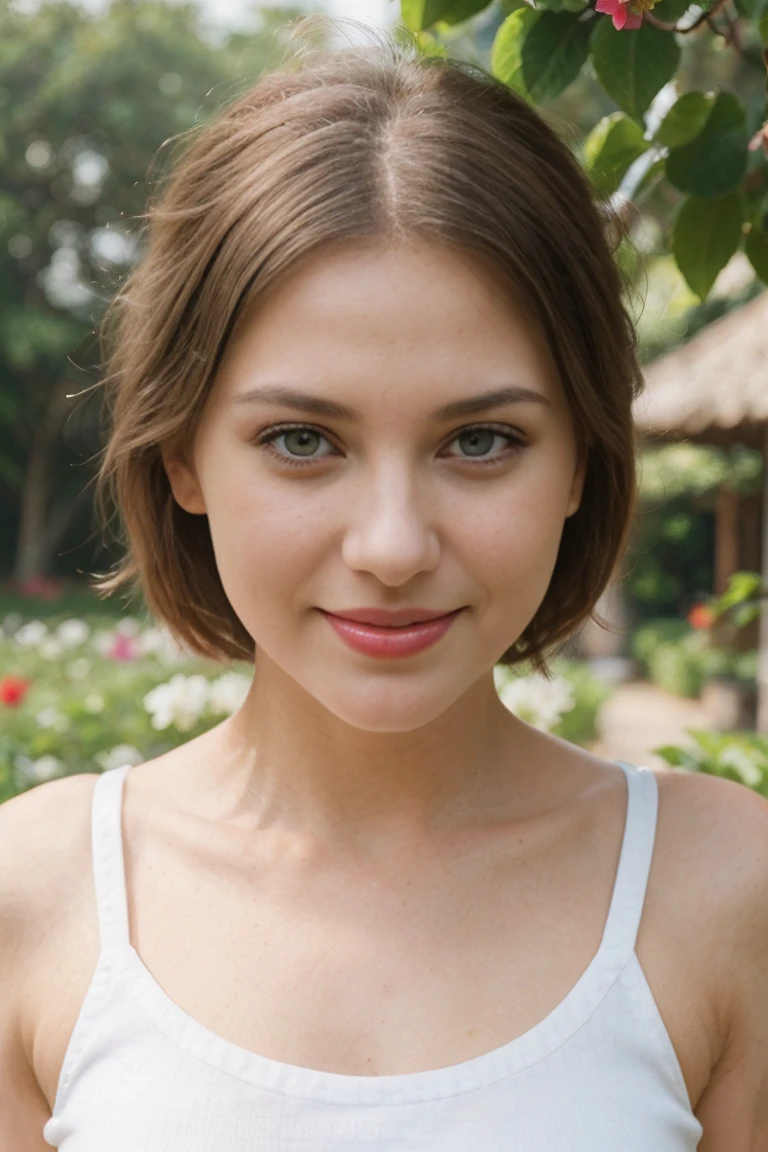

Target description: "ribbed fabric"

left=43, top=761, right=703, bottom=1150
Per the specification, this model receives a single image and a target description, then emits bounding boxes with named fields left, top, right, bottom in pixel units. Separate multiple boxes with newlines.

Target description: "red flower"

left=18, top=575, right=63, bottom=601
left=687, top=604, right=715, bottom=631
left=0, top=676, right=33, bottom=706
left=594, top=0, right=643, bottom=28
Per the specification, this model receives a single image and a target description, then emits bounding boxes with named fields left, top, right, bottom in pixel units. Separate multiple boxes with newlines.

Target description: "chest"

left=30, top=793, right=718, bottom=1121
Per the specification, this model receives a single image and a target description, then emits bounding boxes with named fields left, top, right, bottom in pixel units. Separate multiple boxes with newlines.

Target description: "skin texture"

left=162, top=237, right=586, bottom=835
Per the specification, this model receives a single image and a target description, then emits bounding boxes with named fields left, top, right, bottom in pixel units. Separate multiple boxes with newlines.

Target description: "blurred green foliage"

left=624, top=443, right=763, bottom=620
left=0, top=0, right=303, bottom=580
left=631, top=616, right=757, bottom=695
left=656, top=728, right=768, bottom=794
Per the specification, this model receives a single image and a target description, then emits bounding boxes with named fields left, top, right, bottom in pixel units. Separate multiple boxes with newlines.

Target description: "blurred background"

left=1, top=0, right=766, bottom=801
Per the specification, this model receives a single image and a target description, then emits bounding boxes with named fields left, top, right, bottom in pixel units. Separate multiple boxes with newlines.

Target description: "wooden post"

left=714, top=488, right=740, bottom=595
left=758, top=425, right=768, bottom=734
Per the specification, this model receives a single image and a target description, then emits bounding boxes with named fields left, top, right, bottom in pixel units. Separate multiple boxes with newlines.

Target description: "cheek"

left=202, top=465, right=334, bottom=609
left=459, top=460, right=573, bottom=571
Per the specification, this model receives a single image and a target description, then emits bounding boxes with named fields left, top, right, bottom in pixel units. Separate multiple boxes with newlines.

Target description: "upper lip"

left=321, top=607, right=461, bottom=627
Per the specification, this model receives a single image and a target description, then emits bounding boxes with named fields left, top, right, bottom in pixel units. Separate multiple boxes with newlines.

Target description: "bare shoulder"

left=651, top=765, right=768, bottom=955
left=0, top=774, right=99, bottom=916
left=652, top=764, right=768, bottom=895
left=0, top=774, right=99, bottom=1151
left=652, top=767, right=768, bottom=1145
left=0, top=773, right=99, bottom=958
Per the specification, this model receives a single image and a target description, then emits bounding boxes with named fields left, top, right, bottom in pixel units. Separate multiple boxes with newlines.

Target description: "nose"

left=341, top=464, right=441, bottom=586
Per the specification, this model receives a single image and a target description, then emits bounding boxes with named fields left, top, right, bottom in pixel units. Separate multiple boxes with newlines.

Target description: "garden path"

left=589, top=681, right=714, bottom=771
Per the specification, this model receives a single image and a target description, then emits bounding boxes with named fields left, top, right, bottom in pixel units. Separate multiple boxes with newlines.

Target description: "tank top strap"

left=91, top=763, right=132, bottom=953
left=599, top=762, right=659, bottom=965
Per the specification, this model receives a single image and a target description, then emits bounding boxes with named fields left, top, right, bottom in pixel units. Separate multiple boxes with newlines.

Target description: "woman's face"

left=163, top=239, right=584, bottom=732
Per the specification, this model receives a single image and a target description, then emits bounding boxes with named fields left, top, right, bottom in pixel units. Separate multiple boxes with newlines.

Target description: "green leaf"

left=745, top=223, right=768, bottom=283
left=761, top=10, right=768, bottom=39
left=656, top=92, right=715, bottom=149
left=491, top=8, right=541, bottom=95
left=432, top=0, right=492, bottom=23
left=400, top=0, right=448, bottom=31
left=653, top=744, right=688, bottom=767
left=537, top=0, right=588, bottom=13
left=635, top=153, right=666, bottom=195
left=520, top=12, right=593, bottom=102
left=590, top=19, right=680, bottom=123
left=734, top=0, right=766, bottom=19
left=715, top=570, right=762, bottom=613
left=673, top=194, right=743, bottom=300
left=666, top=92, right=749, bottom=199
left=652, top=0, right=691, bottom=19
left=583, top=112, right=648, bottom=197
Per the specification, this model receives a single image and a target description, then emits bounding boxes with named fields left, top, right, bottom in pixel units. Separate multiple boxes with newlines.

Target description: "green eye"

left=442, top=424, right=525, bottom=464
left=457, top=429, right=496, bottom=457
left=256, top=423, right=338, bottom=467
left=282, top=429, right=324, bottom=457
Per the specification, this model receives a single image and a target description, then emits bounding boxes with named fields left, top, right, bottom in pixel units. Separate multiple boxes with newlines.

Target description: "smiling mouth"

left=323, top=607, right=461, bottom=628
left=318, top=608, right=464, bottom=659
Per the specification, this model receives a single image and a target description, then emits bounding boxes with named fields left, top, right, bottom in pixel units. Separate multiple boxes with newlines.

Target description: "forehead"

left=215, top=238, right=564, bottom=412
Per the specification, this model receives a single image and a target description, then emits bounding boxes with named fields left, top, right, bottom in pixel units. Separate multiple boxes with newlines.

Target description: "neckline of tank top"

left=100, top=759, right=656, bottom=1106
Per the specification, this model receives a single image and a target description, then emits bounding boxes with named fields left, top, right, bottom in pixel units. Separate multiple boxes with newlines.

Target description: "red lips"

left=319, top=607, right=463, bottom=659
left=327, top=607, right=456, bottom=627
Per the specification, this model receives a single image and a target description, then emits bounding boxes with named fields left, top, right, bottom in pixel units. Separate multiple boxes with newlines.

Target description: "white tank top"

left=43, top=760, right=703, bottom=1150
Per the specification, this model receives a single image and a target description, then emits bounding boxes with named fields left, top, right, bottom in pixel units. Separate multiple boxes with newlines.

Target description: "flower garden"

left=2, top=593, right=767, bottom=805
left=0, top=603, right=612, bottom=804
left=0, top=610, right=253, bottom=802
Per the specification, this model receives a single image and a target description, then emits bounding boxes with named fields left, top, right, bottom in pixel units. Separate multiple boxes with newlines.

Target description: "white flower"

left=84, top=693, right=104, bottom=714
left=96, top=744, right=144, bottom=772
left=208, top=672, right=251, bottom=716
left=719, top=746, right=764, bottom=789
left=15, top=754, right=65, bottom=783
left=56, top=618, right=91, bottom=648
left=115, top=616, right=141, bottom=637
left=35, top=706, right=71, bottom=732
left=14, top=620, right=48, bottom=648
left=499, top=675, right=574, bottom=732
left=3, top=612, right=23, bottom=635
left=137, top=625, right=186, bottom=664
left=38, top=636, right=64, bottom=660
left=66, top=657, right=92, bottom=680
left=92, top=629, right=114, bottom=656
left=143, top=674, right=210, bottom=731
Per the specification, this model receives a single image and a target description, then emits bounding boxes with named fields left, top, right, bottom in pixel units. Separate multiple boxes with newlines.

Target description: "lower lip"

left=321, top=610, right=463, bottom=659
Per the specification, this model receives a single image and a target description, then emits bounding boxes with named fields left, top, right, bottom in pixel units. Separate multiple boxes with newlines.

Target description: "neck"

left=202, top=658, right=538, bottom=848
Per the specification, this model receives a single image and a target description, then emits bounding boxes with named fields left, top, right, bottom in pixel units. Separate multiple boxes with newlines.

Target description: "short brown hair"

left=92, top=25, right=643, bottom=672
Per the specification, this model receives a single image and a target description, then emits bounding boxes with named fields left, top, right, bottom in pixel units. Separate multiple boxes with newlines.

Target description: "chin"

left=303, top=673, right=476, bottom=734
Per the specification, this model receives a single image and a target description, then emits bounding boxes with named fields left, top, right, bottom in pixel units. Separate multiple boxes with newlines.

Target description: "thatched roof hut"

left=633, top=290, right=768, bottom=732
left=635, top=291, right=768, bottom=446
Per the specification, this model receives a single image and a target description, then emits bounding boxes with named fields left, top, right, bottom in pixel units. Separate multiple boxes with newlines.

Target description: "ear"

left=161, top=445, right=207, bottom=516
left=565, top=452, right=587, bottom=519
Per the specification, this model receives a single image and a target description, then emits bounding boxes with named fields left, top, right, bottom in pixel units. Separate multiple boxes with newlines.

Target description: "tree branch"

left=645, top=0, right=729, bottom=33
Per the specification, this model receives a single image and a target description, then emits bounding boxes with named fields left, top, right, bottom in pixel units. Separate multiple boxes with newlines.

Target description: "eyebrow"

left=232, top=384, right=550, bottom=420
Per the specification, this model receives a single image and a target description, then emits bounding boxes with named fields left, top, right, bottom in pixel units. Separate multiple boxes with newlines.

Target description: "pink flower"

left=749, top=121, right=768, bottom=159
left=18, top=574, right=63, bottom=601
left=595, top=0, right=643, bottom=29
left=106, top=633, right=137, bottom=661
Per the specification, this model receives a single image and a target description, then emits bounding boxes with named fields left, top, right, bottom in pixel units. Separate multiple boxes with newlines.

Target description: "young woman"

left=2, top=31, right=767, bottom=1151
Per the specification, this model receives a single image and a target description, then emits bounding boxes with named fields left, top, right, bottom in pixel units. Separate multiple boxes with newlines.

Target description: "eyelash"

left=253, top=422, right=527, bottom=470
